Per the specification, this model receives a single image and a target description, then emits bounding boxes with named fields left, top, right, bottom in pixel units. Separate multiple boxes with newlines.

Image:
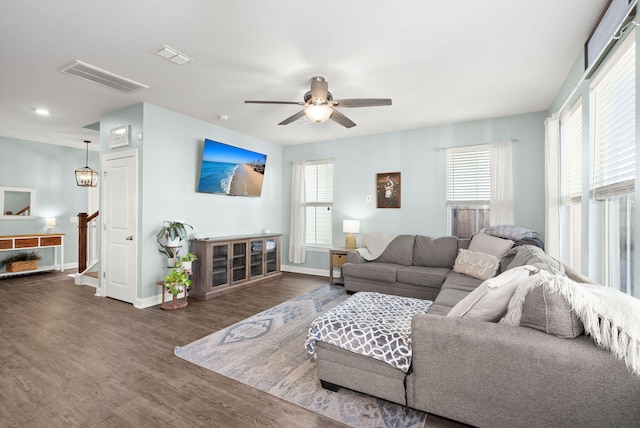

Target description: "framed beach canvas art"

left=376, top=172, right=401, bottom=208
left=197, top=139, right=267, bottom=197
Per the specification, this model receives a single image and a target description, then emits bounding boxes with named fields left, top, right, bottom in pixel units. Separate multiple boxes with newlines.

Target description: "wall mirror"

left=0, top=187, right=36, bottom=219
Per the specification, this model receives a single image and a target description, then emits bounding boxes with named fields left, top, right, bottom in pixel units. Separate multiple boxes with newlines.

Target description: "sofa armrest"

left=347, top=251, right=366, bottom=263
left=408, top=314, right=640, bottom=428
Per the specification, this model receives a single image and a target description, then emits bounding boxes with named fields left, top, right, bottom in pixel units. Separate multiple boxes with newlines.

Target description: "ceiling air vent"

left=59, top=60, right=149, bottom=93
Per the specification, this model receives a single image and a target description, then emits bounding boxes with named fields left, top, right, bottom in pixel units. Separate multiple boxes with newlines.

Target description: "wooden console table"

left=0, top=234, right=65, bottom=278
left=189, top=233, right=282, bottom=300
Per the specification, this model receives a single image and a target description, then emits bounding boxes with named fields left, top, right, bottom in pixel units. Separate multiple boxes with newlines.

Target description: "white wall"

left=282, top=111, right=547, bottom=273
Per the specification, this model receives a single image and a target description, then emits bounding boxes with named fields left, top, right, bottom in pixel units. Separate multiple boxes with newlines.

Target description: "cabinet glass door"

left=231, top=241, right=247, bottom=283
left=265, top=238, right=278, bottom=274
left=250, top=239, right=264, bottom=278
left=211, top=243, right=229, bottom=287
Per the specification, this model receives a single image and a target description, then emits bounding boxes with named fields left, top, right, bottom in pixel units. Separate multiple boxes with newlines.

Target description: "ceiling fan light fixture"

left=304, top=104, right=333, bottom=123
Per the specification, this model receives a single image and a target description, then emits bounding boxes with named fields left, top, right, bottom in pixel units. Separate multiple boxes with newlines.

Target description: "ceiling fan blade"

left=310, top=76, right=329, bottom=100
left=330, top=109, right=356, bottom=128
left=245, top=100, right=304, bottom=105
left=278, top=110, right=306, bottom=125
left=331, top=98, right=392, bottom=108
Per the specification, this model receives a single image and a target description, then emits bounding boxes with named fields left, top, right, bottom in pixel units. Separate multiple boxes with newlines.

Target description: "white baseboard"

left=281, top=264, right=328, bottom=278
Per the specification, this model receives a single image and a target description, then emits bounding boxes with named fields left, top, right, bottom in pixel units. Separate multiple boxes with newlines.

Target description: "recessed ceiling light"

left=218, top=114, right=229, bottom=121
left=153, top=45, right=193, bottom=65
left=35, top=108, right=50, bottom=116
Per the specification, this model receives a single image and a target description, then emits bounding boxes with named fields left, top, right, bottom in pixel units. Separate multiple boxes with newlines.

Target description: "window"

left=446, top=145, right=490, bottom=238
left=560, top=99, right=583, bottom=270
left=589, top=31, right=635, bottom=295
left=304, top=159, right=333, bottom=246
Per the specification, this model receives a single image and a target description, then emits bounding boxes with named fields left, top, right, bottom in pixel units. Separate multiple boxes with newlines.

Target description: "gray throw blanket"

left=502, top=271, right=640, bottom=376
left=305, top=292, right=432, bottom=373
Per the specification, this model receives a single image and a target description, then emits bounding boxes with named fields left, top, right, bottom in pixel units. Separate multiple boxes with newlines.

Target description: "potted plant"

left=156, top=220, right=193, bottom=247
left=156, top=220, right=193, bottom=266
left=178, top=252, right=197, bottom=273
left=0, top=251, right=42, bottom=272
left=163, top=266, right=191, bottom=308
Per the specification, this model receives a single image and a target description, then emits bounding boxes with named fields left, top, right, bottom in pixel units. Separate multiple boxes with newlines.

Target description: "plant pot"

left=166, top=237, right=181, bottom=248
left=7, top=260, right=38, bottom=272
left=181, top=260, right=192, bottom=272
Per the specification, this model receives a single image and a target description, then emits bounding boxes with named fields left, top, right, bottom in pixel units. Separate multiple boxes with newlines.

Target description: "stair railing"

left=78, top=210, right=99, bottom=273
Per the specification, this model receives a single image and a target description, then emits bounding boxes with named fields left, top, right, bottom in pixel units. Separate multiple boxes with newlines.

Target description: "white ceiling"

left=0, top=0, right=607, bottom=150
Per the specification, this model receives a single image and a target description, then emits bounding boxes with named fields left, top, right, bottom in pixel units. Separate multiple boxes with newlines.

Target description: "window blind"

left=561, top=99, right=583, bottom=204
left=305, top=159, right=333, bottom=245
left=590, top=30, right=636, bottom=200
left=446, top=145, right=490, bottom=206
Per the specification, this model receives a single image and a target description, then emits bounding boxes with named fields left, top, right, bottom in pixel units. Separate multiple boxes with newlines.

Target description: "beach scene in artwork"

left=197, top=140, right=267, bottom=197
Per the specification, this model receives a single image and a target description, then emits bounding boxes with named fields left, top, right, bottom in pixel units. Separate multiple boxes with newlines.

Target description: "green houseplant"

left=0, top=251, right=42, bottom=272
left=178, top=252, right=197, bottom=273
left=156, top=220, right=193, bottom=246
left=163, top=267, right=192, bottom=296
left=156, top=220, right=193, bottom=266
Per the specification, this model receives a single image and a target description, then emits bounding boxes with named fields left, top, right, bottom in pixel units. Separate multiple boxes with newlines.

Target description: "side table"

left=329, top=248, right=351, bottom=285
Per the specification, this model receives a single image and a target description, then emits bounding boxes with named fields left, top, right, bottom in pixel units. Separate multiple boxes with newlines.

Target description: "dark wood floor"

left=0, top=271, right=464, bottom=428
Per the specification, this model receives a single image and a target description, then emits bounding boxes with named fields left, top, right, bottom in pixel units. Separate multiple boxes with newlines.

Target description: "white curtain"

left=489, top=141, right=514, bottom=226
left=288, top=161, right=306, bottom=263
left=544, top=115, right=561, bottom=259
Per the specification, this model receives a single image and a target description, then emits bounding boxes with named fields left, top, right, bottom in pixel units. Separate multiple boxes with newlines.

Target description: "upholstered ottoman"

left=305, top=291, right=432, bottom=405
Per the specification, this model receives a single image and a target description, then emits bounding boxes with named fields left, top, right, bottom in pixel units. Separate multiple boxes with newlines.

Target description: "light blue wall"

left=282, top=111, right=547, bottom=273
left=0, top=136, right=98, bottom=266
left=100, top=103, right=283, bottom=300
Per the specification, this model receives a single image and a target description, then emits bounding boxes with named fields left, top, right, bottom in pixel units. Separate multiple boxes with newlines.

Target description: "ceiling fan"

left=244, top=76, right=392, bottom=128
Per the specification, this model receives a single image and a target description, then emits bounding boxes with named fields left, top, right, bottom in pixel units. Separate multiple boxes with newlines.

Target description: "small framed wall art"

left=376, top=172, right=401, bottom=208
left=109, top=125, right=130, bottom=148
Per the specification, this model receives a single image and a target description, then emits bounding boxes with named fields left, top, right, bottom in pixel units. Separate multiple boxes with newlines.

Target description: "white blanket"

left=502, top=271, right=640, bottom=376
left=356, top=233, right=398, bottom=261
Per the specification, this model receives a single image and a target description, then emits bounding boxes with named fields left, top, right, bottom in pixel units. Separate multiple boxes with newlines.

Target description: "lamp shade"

left=45, top=217, right=56, bottom=227
left=304, top=104, right=333, bottom=123
left=343, top=219, right=360, bottom=234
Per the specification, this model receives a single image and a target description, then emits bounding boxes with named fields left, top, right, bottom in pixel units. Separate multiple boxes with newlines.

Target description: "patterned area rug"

left=174, top=285, right=427, bottom=428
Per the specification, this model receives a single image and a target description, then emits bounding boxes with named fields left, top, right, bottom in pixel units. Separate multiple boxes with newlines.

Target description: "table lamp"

left=343, top=219, right=360, bottom=250
left=45, top=217, right=56, bottom=232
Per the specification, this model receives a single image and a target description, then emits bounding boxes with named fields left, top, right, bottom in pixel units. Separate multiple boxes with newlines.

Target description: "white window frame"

left=304, top=159, right=333, bottom=247
left=446, top=145, right=491, bottom=238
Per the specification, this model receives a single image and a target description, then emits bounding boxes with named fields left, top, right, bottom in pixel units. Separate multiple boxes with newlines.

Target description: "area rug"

left=174, top=285, right=427, bottom=428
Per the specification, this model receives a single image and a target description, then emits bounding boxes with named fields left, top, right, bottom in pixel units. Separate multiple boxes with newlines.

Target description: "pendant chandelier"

left=75, top=140, right=98, bottom=187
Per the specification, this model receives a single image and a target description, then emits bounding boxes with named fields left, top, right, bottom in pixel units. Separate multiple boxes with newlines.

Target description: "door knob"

left=126, top=236, right=134, bottom=241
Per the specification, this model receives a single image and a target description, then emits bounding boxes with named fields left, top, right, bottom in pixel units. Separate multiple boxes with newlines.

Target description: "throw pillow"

left=452, top=249, right=500, bottom=281
left=519, top=287, right=584, bottom=338
left=505, top=245, right=565, bottom=275
left=447, top=265, right=538, bottom=322
left=468, top=232, right=514, bottom=259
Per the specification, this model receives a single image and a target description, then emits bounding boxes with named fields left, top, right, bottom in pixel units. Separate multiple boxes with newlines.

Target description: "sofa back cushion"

left=468, top=232, right=514, bottom=258
left=505, top=245, right=565, bottom=275
left=413, top=236, right=459, bottom=267
left=375, top=235, right=415, bottom=265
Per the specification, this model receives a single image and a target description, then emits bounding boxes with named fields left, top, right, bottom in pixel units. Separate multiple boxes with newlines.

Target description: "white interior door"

left=102, top=150, right=138, bottom=304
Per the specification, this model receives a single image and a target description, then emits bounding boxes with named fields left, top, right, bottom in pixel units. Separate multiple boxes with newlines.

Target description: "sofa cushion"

left=375, top=235, right=415, bottom=265
left=341, top=262, right=403, bottom=284
left=441, top=271, right=484, bottom=293
left=506, top=245, right=565, bottom=275
left=452, top=249, right=500, bottom=280
left=432, top=288, right=470, bottom=308
left=468, top=232, right=514, bottom=258
left=396, top=266, right=450, bottom=288
left=520, top=286, right=585, bottom=338
left=447, top=266, right=537, bottom=322
left=412, top=236, right=459, bottom=268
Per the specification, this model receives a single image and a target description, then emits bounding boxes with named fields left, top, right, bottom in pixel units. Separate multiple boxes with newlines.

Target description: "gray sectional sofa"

left=315, top=234, right=640, bottom=428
